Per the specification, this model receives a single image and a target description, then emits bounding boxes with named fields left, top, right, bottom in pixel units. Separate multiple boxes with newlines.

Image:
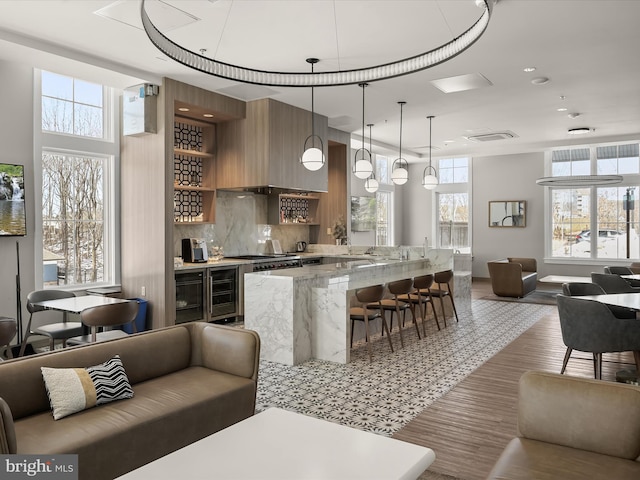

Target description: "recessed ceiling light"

left=557, top=107, right=568, bottom=112
left=431, top=73, right=493, bottom=94
left=567, top=112, right=580, bottom=119
left=531, top=77, right=550, bottom=85
left=523, top=67, right=536, bottom=72
left=567, top=127, right=592, bottom=135
left=443, top=140, right=455, bottom=144
left=178, top=107, right=190, bottom=112
left=203, top=113, right=214, bottom=118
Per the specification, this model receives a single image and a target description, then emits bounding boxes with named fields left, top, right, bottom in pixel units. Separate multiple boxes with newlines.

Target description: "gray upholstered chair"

left=66, top=300, right=139, bottom=345
left=350, top=285, right=393, bottom=362
left=556, top=294, right=640, bottom=379
left=591, top=272, right=640, bottom=293
left=0, top=317, right=17, bottom=360
left=19, top=290, right=84, bottom=357
left=603, top=266, right=640, bottom=287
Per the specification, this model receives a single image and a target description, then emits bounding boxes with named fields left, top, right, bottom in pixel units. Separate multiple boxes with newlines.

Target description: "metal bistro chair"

left=350, top=285, right=393, bottom=362
left=374, top=279, right=421, bottom=347
left=66, top=301, right=139, bottom=346
left=19, top=290, right=84, bottom=357
left=557, top=294, right=640, bottom=379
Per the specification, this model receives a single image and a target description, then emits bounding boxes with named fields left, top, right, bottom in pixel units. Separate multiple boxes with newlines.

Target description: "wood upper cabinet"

left=216, top=98, right=328, bottom=192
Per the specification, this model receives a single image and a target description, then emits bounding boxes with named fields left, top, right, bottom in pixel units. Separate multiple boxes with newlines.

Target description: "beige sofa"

left=0, top=322, right=260, bottom=480
left=487, top=371, right=640, bottom=479
left=487, top=257, right=537, bottom=298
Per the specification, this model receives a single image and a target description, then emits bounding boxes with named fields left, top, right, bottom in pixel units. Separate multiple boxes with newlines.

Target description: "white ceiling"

left=0, top=0, right=639, bottom=162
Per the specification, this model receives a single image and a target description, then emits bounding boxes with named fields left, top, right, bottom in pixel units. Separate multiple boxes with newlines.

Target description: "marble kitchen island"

left=244, top=249, right=454, bottom=365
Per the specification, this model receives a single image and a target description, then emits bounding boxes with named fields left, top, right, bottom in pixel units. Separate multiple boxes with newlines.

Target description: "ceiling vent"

left=465, top=131, right=518, bottom=142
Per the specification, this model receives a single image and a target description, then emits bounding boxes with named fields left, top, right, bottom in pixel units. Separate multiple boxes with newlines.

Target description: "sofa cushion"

left=487, top=438, right=640, bottom=480
left=15, top=366, right=258, bottom=480
left=41, top=355, right=133, bottom=420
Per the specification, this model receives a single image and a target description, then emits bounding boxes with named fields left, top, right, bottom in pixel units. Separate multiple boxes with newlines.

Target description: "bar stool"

left=398, top=274, right=440, bottom=336
left=430, top=270, right=459, bottom=326
left=350, top=285, right=393, bottom=362
left=375, top=278, right=421, bottom=347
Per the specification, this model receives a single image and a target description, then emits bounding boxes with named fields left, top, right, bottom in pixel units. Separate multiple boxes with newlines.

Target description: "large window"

left=39, top=70, right=117, bottom=288
left=435, top=157, right=470, bottom=252
left=548, top=143, right=640, bottom=260
left=437, top=193, right=469, bottom=252
left=41, top=71, right=104, bottom=138
left=375, top=191, right=391, bottom=246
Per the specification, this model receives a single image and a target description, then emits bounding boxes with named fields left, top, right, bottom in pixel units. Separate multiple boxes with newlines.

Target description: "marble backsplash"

left=174, top=191, right=311, bottom=257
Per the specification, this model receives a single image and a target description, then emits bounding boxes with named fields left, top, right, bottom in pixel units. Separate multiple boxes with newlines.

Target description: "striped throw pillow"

left=41, top=355, right=134, bottom=420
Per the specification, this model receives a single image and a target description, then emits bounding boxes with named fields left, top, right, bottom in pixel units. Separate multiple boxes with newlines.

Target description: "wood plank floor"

left=394, top=278, right=637, bottom=480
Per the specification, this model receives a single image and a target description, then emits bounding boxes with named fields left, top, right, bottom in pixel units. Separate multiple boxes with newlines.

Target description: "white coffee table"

left=116, top=408, right=435, bottom=480
left=539, top=275, right=591, bottom=284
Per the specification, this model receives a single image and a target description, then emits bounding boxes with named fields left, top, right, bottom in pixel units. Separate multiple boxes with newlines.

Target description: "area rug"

left=480, top=290, right=558, bottom=305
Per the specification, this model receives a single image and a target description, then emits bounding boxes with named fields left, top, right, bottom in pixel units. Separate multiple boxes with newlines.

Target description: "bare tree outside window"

left=41, top=70, right=108, bottom=287
left=42, top=152, right=104, bottom=285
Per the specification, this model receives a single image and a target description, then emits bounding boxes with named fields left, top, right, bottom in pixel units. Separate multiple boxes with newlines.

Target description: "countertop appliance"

left=224, top=254, right=302, bottom=272
left=296, top=241, right=307, bottom=252
left=182, top=238, right=208, bottom=263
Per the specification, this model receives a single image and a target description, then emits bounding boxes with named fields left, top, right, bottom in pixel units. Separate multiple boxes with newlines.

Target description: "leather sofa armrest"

left=199, top=324, right=260, bottom=381
left=508, top=257, right=537, bottom=272
left=0, top=397, right=16, bottom=454
left=488, top=261, right=525, bottom=297
left=517, top=371, right=640, bottom=460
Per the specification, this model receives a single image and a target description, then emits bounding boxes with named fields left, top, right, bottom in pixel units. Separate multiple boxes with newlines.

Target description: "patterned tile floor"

left=255, top=300, right=556, bottom=436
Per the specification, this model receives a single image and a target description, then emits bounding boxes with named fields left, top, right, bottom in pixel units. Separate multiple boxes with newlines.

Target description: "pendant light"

left=300, top=58, right=325, bottom=171
left=364, top=123, right=379, bottom=193
left=422, top=115, right=439, bottom=190
left=391, top=101, right=409, bottom=185
left=353, top=83, right=374, bottom=179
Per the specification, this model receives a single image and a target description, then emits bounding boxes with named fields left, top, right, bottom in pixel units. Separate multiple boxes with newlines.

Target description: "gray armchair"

left=556, top=294, right=640, bottom=379
left=487, top=257, right=537, bottom=298
left=603, top=266, right=640, bottom=287
left=591, top=272, right=640, bottom=293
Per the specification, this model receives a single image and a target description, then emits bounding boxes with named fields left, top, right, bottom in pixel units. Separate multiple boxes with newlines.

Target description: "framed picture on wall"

left=489, top=200, right=526, bottom=227
left=0, top=163, right=26, bottom=236
left=351, top=196, right=376, bottom=231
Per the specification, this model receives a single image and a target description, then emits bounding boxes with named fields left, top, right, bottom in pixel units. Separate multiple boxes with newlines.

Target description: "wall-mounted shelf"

left=267, top=193, right=319, bottom=225
left=173, top=120, right=216, bottom=224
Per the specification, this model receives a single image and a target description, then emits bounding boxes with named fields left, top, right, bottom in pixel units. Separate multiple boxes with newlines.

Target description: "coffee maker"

left=182, top=238, right=208, bottom=263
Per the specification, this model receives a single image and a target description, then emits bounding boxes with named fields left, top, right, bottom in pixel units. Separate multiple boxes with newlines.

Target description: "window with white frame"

left=436, top=157, right=470, bottom=252
left=438, top=157, right=469, bottom=184
left=375, top=190, right=391, bottom=246
left=39, top=70, right=117, bottom=288
left=548, top=143, right=640, bottom=260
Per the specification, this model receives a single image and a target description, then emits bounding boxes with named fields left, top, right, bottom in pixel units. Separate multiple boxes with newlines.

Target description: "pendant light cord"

left=399, top=103, right=403, bottom=160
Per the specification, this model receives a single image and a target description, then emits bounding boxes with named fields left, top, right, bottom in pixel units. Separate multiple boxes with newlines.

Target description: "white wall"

left=472, top=152, right=544, bottom=277
left=0, top=60, right=36, bottom=329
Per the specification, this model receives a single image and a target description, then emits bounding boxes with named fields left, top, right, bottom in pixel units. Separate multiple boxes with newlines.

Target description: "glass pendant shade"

left=422, top=174, right=439, bottom=190
left=422, top=115, right=438, bottom=190
left=354, top=147, right=373, bottom=179
left=353, top=83, right=372, bottom=179
left=300, top=58, right=325, bottom=171
left=392, top=102, right=408, bottom=185
left=364, top=176, right=379, bottom=193
left=300, top=145, right=325, bottom=171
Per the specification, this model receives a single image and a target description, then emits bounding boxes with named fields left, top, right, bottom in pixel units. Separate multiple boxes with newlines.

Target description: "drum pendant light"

left=364, top=123, right=379, bottom=193
left=422, top=115, right=439, bottom=190
left=300, top=58, right=325, bottom=171
left=353, top=83, right=374, bottom=179
left=391, top=101, right=409, bottom=185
